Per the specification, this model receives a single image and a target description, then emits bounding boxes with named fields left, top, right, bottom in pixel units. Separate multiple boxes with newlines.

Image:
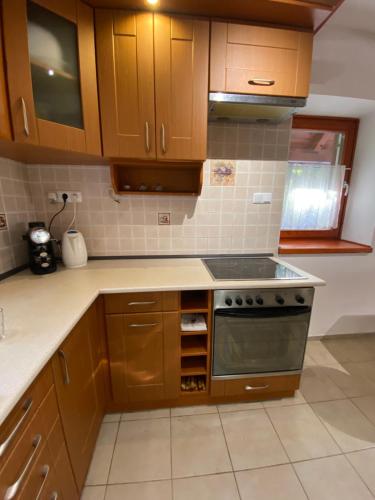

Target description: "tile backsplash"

left=0, top=120, right=291, bottom=273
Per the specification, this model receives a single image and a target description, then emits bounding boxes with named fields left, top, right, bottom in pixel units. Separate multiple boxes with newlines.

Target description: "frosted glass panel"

left=27, top=2, right=83, bottom=128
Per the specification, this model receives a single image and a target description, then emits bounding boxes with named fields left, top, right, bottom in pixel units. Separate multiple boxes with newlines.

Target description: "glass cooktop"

left=202, top=257, right=304, bottom=281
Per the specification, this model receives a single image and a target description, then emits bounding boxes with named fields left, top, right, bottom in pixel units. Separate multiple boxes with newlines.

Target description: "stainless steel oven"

left=212, top=287, right=314, bottom=379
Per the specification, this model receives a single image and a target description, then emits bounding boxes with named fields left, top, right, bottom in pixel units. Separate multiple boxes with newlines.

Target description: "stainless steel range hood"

left=208, top=92, right=306, bottom=124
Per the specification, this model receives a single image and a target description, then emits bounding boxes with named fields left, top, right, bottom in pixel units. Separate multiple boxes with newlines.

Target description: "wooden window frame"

left=280, top=115, right=359, bottom=240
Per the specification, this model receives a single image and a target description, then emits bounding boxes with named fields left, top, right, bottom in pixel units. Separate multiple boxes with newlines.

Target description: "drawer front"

left=224, top=375, right=300, bottom=397
left=0, top=387, right=59, bottom=499
left=0, top=363, right=53, bottom=470
left=104, top=291, right=179, bottom=314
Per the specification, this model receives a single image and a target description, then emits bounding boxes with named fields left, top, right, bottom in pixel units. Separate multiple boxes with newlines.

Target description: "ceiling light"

left=146, top=0, right=159, bottom=5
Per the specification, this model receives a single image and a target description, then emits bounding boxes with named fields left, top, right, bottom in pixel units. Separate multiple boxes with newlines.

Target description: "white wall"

left=282, top=107, right=375, bottom=338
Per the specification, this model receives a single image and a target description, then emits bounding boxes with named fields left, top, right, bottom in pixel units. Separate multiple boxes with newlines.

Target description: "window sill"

left=279, top=238, right=373, bottom=255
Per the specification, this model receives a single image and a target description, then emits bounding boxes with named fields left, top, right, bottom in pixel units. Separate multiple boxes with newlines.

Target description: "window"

left=280, top=116, right=359, bottom=240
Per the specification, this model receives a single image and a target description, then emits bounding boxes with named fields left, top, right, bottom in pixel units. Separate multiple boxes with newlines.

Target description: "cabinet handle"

left=58, top=350, right=71, bottom=385
left=127, top=301, right=156, bottom=306
left=4, top=434, right=42, bottom=500
left=248, top=79, right=275, bottom=86
left=35, top=465, right=50, bottom=500
left=160, top=123, right=167, bottom=153
left=244, top=384, right=270, bottom=391
left=144, top=121, right=151, bottom=153
left=50, top=493, right=58, bottom=500
left=129, top=323, right=159, bottom=328
left=0, top=397, right=33, bottom=457
left=20, top=97, right=30, bottom=136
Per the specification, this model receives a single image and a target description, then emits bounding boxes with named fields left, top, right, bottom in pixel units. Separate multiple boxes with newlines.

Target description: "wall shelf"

left=111, top=160, right=203, bottom=196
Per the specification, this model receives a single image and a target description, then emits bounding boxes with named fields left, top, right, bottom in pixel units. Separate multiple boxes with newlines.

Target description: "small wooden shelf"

left=181, top=335, right=208, bottom=357
left=181, top=291, right=209, bottom=311
left=181, top=356, right=207, bottom=376
left=111, top=161, right=203, bottom=196
left=181, top=330, right=208, bottom=336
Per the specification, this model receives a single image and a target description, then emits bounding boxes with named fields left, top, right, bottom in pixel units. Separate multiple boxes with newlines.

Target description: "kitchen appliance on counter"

left=62, top=229, right=88, bottom=268
left=202, top=256, right=304, bottom=281
left=23, top=222, right=57, bottom=275
left=212, top=287, right=314, bottom=379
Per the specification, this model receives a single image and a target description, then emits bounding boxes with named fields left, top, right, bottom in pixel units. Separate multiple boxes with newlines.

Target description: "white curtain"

left=281, top=163, right=346, bottom=230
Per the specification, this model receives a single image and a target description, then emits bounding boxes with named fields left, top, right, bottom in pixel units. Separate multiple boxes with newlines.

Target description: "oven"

left=212, top=287, right=314, bottom=379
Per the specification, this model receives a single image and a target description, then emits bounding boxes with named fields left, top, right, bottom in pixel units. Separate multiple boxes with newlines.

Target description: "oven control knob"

left=295, top=295, right=305, bottom=304
left=275, top=295, right=285, bottom=305
left=235, top=297, right=243, bottom=306
left=246, top=297, right=253, bottom=306
left=255, top=296, right=264, bottom=305
left=225, top=297, right=233, bottom=306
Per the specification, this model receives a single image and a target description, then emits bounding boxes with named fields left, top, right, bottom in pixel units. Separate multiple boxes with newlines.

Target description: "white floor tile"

left=267, top=404, right=340, bottom=461
left=236, top=464, right=308, bottom=500
left=351, top=395, right=375, bottom=425
left=108, top=419, right=171, bottom=483
left=294, top=455, right=373, bottom=500
left=103, top=413, right=121, bottom=423
left=121, top=408, right=170, bottom=421
left=217, top=401, right=263, bottom=413
left=86, top=423, right=118, bottom=485
left=171, top=414, right=231, bottom=478
left=346, top=448, right=375, bottom=496
left=105, top=480, right=172, bottom=500
left=171, top=405, right=218, bottom=417
left=325, top=362, right=375, bottom=397
left=300, top=366, right=346, bottom=403
left=173, top=473, right=240, bottom=500
left=81, top=485, right=106, bottom=500
left=262, top=390, right=306, bottom=408
left=311, top=399, right=375, bottom=452
left=221, top=409, right=288, bottom=471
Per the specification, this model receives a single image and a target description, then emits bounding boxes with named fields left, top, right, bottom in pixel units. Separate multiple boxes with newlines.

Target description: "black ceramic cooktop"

left=202, top=257, right=304, bottom=281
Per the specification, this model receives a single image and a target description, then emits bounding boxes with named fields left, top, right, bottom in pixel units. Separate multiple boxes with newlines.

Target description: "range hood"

left=208, top=92, right=306, bottom=124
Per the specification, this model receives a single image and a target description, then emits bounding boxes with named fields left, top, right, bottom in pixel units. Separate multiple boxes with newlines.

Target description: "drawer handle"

left=248, top=79, right=275, bottom=86
left=4, top=434, right=42, bottom=500
left=0, top=397, right=33, bottom=457
left=20, top=97, right=30, bottom=136
left=58, top=350, right=71, bottom=385
left=50, top=493, right=58, bottom=500
left=160, top=123, right=167, bottom=154
left=35, top=465, right=50, bottom=500
left=244, top=384, right=270, bottom=391
left=127, top=301, right=157, bottom=306
left=129, top=323, right=159, bottom=328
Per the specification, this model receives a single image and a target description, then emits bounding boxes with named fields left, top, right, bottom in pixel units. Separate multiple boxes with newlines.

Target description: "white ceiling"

left=310, top=0, right=375, bottom=100
left=298, top=94, right=375, bottom=117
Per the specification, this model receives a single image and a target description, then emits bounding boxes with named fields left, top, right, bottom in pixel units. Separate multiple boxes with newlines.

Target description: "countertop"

left=0, top=256, right=325, bottom=425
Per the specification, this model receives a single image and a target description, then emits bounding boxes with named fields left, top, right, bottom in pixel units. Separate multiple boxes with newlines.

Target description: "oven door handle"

left=215, top=306, right=311, bottom=319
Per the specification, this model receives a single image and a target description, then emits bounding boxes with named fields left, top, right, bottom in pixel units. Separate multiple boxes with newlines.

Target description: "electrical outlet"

left=54, top=191, right=83, bottom=203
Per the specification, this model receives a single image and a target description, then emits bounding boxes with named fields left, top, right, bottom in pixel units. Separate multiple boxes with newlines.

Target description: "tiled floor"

left=81, top=335, right=375, bottom=500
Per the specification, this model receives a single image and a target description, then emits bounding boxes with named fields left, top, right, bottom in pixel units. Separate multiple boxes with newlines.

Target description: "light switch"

left=252, top=192, right=272, bottom=204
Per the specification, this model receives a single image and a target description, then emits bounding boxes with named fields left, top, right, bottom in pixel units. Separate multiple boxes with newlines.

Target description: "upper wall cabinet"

left=95, top=10, right=209, bottom=161
left=210, top=21, right=313, bottom=98
left=2, top=0, right=101, bottom=155
left=0, top=10, right=11, bottom=140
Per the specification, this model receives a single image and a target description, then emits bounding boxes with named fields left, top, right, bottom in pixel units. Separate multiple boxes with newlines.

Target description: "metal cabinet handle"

left=160, top=123, right=167, bottom=153
left=248, top=79, right=275, bottom=86
left=20, top=97, right=30, bottom=136
left=35, top=465, right=50, bottom=500
left=144, top=121, right=151, bottom=153
left=58, top=350, right=70, bottom=385
left=4, top=434, right=42, bottom=500
left=129, top=323, right=159, bottom=328
left=50, top=493, right=58, bottom=500
left=127, top=301, right=156, bottom=306
left=0, top=397, right=33, bottom=457
left=244, top=384, right=270, bottom=391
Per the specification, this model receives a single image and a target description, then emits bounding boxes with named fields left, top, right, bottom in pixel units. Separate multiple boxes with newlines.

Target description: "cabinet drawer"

left=104, top=291, right=179, bottom=314
left=224, top=375, right=300, bottom=397
left=0, top=363, right=53, bottom=469
left=0, top=387, right=59, bottom=499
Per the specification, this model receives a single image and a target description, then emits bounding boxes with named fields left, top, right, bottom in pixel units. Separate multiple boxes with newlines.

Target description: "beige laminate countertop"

left=0, top=256, right=325, bottom=425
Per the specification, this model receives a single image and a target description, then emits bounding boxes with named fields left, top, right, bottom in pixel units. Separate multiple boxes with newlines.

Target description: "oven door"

left=212, top=306, right=311, bottom=378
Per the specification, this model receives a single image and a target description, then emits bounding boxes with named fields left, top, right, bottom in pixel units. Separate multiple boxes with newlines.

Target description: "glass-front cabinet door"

left=3, top=0, right=101, bottom=154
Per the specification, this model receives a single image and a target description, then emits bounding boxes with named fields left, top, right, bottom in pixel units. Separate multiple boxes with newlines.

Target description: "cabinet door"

left=154, top=14, right=209, bottom=160
left=3, top=0, right=101, bottom=154
left=106, top=312, right=179, bottom=404
left=0, top=10, right=11, bottom=140
left=210, top=22, right=313, bottom=98
left=52, top=312, right=100, bottom=492
left=96, top=10, right=156, bottom=159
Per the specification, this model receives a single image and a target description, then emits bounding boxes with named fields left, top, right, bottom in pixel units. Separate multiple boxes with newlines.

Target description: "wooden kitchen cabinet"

left=210, top=21, right=313, bottom=98
left=2, top=0, right=101, bottom=155
left=0, top=9, right=11, bottom=141
left=95, top=10, right=209, bottom=161
left=106, top=311, right=180, bottom=404
left=52, top=307, right=102, bottom=492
